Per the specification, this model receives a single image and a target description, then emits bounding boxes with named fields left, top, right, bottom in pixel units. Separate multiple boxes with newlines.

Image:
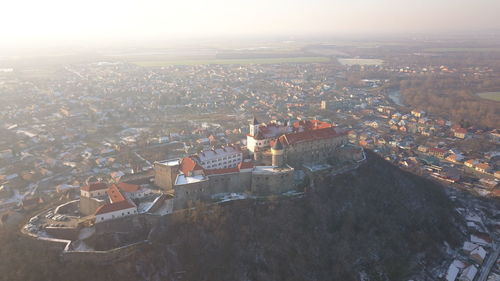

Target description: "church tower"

left=249, top=116, right=259, bottom=137
left=271, top=138, right=284, bottom=167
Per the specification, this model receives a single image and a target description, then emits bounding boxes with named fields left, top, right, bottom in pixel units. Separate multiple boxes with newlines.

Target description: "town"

left=0, top=51, right=499, bottom=281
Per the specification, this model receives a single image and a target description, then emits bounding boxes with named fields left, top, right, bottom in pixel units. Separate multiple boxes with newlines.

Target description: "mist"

left=1, top=0, right=499, bottom=49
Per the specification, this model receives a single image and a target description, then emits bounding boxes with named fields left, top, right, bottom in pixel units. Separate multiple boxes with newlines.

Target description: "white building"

left=458, top=265, right=478, bottom=281
left=115, top=182, right=153, bottom=199
left=94, top=200, right=137, bottom=223
left=196, top=146, right=242, bottom=169
left=246, top=117, right=293, bottom=154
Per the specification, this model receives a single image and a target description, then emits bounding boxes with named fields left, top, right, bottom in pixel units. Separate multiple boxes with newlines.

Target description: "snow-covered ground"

left=303, top=163, right=332, bottom=172
left=72, top=240, right=94, bottom=251
left=78, top=227, right=95, bottom=240
left=137, top=201, right=155, bottom=213
left=212, top=193, right=249, bottom=203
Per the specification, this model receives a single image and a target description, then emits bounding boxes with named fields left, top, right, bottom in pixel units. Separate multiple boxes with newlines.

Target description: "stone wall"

left=154, top=163, right=178, bottom=192
left=251, top=168, right=295, bottom=195
left=286, top=135, right=348, bottom=167
left=173, top=180, right=210, bottom=210
left=62, top=240, right=150, bottom=264
left=208, top=171, right=251, bottom=195
left=45, top=226, right=81, bottom=241
left=95, top=214, right=149, bottom=234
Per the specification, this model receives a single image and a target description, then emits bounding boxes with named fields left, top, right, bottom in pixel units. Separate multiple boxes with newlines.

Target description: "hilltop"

left=0, top=151, right=464, bottom=281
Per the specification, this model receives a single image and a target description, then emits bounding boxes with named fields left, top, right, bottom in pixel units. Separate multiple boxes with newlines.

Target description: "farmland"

left=477, top=92, right=500, bottom=102
left=131, top=56, right=330, bottom=66
left=337, top=58, right=384, bottom=66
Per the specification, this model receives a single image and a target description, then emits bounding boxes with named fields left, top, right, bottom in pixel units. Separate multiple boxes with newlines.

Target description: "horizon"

left=1, top=0, right=500, bottom=52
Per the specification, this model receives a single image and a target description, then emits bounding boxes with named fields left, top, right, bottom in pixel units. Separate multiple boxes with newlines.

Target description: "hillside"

left=0, top=151, right=464, bottom=281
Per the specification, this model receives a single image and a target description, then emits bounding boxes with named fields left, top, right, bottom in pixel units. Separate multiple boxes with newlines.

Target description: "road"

left=476, top=245, right=499, bottom=281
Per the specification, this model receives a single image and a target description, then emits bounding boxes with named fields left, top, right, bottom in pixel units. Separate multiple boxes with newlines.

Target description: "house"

left=454, top=128, right=467, bottom=139
left=475, top=163, right=491, bottom=173
left=462, top=241, right=479, bottom=254
left=115, top=182, right=153, bottom=199
left=446, top=153, right=464, bottom=163
left=464, top=159, right=479, bottom=168
left=411, top=110, right=425, bottom=118
left=445, top=263, right=459, bottom=281
left=458, top=265, right=477, bottom=281
left=470, top=246, right=487, bottom=264
left=429, top=147, right=446, bottom=158
left=471, top=232, right=492, bottom=247
left=417, top=145, right=429, bottom=153
left=94, top=200, right=137, bottom=223
left=495, top=171, right=500, bottom=179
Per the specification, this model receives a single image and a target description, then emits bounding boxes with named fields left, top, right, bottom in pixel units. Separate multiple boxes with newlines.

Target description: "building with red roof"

left=80, top=182, right=108, bottom=198
left=94, top=199, right=137, bottom=223
left=246, top=118, right=348, bottom=167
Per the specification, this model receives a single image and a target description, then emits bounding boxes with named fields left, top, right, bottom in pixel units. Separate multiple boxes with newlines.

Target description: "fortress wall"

left=45, top=226, right=81, bottom=240
left=95, top=214, right=149, bottom=234
left=251, top=169, right=295, bottom=195
left=61, top=240, right=150, bottom=264
left=173, top=180, right=210, bottom=210
left=285, top=136, right=348, bottom=167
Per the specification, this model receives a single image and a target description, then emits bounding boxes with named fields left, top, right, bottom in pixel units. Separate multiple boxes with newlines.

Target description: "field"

left=477, top=92, right=500, bottom=102
left=424, top=48, right=500, bottom=52
left=337, top=58, right=384, bottom=66
left=131, top=56, right=330, bottom=66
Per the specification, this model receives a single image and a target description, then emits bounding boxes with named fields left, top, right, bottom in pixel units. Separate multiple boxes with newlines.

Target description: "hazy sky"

left=0, top=0, right=499, bottom=47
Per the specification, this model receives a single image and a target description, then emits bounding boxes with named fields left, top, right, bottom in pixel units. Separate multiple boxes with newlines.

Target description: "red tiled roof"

left=81, top=182, right=108, bottom=192
left=116, top=182, right=140, bottom=193
left=279, top=127, right=344, bottom=146
left=204, top=167, right=240, bottom=175
left=107, top=184, right=126, bottom=203
left=95, top=200, right=135, bottom=215
left=293, top=120, right=332, bottom=130
left=455, top=128, right=467, bottom=134
left=179, top=157, right=203, bottom=175
left=238, top=160, right=254, bottom=170
left=429, top=147, right=446, bottom=154
left=475, top=163, right=490, bottom=170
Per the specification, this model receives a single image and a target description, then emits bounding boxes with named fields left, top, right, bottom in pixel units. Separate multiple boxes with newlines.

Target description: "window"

left=101, top=217, right=104, bottom=221
left=127, top=211, right=130, bottom=215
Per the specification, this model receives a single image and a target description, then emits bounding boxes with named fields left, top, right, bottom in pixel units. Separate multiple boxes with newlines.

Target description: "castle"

left=154, top=118, right=350, bottom=209
left=247, top=118, right=349, bottom=167
left=79, top=118, right=354, bottom=222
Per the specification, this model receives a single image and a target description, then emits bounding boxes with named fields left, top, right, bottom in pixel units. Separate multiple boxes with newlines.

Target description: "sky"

left=0, top=0, right=499, bottom=48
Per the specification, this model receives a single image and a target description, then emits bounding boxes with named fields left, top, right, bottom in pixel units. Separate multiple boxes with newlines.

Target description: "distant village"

left=0, top=59, right=498, bottom=280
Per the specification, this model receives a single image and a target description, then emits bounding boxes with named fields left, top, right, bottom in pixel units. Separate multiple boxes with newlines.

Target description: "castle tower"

left=271, top=138, right=284, bottom=167
left=254, top=146, right=263, bottom=165
left=249, top=116, right=259, bottom=137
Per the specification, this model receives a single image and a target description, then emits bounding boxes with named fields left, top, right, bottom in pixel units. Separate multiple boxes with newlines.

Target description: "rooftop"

left=252, top=165, right=293, bottom=175
left=175, top=174, right=207, bottom=185
left=198, top=146, right=241, bottom=162
left=95, top=200, right=136, bottom=215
